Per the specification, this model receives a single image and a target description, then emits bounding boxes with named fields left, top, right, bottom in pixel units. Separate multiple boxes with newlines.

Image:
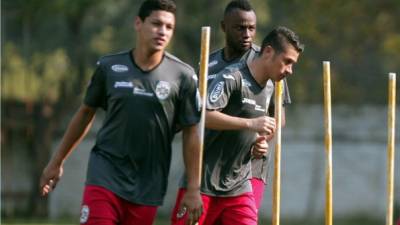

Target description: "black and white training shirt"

left=84, top=50, right=200, bottom=206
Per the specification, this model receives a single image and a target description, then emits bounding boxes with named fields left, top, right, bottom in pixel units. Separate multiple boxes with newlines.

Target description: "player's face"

left=222, top=9, right=256, bottom=54
left=135, top=10, right=175, bottom=52
left=263, top=44, right=300, bottom=81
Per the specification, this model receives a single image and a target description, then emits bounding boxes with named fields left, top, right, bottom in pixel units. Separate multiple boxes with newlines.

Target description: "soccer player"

left=172, top=26, right=304, bottom=225
left=39, top=1, right=203, bottom=225
left=206, top=0, right=292, bottom=211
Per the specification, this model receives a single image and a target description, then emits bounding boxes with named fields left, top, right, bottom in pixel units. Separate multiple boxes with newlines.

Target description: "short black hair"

left=224, top=0, right=254, bottom=16
left=261, top=26, right=304, bottom=54
left=138, top=0, right=176, bottom=21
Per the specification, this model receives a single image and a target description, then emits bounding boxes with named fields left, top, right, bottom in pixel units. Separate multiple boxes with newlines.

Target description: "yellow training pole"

left=272, top=80, right=283, bottom=225
left=198, top=26, right=210, bottom=182
left=323, top=61, right=333, bottom=225
left=386, top=73, right=396, bottom=225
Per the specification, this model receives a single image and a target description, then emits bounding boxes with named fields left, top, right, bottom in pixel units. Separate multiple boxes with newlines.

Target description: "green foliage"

left=2, top=0, right=399, bottom=104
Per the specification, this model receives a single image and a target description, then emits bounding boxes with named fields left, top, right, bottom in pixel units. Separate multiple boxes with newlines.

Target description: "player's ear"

left=220, top=20, right=226, bottom=33
left=134, top=16, right=142, bottom=31
left=262, top=45, right=274, bottom=59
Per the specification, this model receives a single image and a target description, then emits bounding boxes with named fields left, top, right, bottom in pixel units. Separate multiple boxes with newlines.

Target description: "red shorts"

left=171, top=188, right=257, bottom=225
left=250, top=178, right=265, bottom=210
left=80, top=185, right=158, bottom=225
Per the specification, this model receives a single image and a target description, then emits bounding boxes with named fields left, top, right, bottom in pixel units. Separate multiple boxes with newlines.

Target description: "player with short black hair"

left=40, top=1, right=203, bottom=225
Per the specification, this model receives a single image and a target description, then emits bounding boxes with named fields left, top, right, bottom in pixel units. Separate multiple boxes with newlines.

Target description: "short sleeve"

left=84, top=63, right=107, bottom=109
left=176, top=73, right=201, bottom=126
left=207, top=71, right=240, bottom=111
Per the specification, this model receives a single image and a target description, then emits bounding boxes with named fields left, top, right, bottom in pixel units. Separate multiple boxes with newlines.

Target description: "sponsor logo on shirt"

left=111, top=64, right=129, bottom=73
left=208, top=60, right=218, bottom=68
left=155, top=81, right=171, bottom=100
left=133, top=87, right=154, bottom=97
left=114, top=81, right=133, bottom=88
left=80, top=205, right=89, bottom=224
left=255, top=105, right=266, bottom=112
left=242, top=79, right=252, bottom=87
left=209, top=81, right=224, bottom=103
left=222, top=74, right=235, bottom=80
left=242, top=98, right=256, bottom=105
left=243, top=97, right=266, bottom=112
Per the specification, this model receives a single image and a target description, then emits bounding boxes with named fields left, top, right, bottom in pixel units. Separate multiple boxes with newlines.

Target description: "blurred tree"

left=2, top=0, right=116, bottom=217
left=266, top=0, right=400, bottom=104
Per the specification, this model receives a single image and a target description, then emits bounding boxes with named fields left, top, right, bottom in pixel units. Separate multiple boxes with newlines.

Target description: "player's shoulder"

left=164, top=51, right=195, bottom=73
left=96, top=50, right=130, bottom=66
left=209, top=48, right=223, bottom=59
left=218, top=62, right=246, bottom=80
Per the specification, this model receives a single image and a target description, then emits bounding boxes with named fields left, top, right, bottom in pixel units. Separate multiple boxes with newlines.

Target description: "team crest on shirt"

left=155, top=81, right=171, bottom=100
left=80, top=205, right=90, bottom=224
left=111, top=64, right=129, bottom=73
left=209, top=81, right=224, bottom=103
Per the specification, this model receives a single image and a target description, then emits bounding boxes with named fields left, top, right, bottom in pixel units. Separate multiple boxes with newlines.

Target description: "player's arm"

left=40, top=104, right=96, bottom=196
left=206, top=70, right=275, bottom=134
left=205, top=110, right=275, bottom=134
left=181, top=124, right=203, bottom=224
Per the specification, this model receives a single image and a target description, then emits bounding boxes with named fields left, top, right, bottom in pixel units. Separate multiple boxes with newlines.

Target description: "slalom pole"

left=386, top=73, right=396, bottom=225
left=323, top=61, right=333, bottom=225
left=272, top=80, right=283, bottom=225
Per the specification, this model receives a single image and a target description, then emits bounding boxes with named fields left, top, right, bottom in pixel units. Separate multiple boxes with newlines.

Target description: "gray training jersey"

left=202, top=63, right=274, bottom=196
left=84, top=50, right=200, bottom=206
left=207, top=45, right=291, bottom=184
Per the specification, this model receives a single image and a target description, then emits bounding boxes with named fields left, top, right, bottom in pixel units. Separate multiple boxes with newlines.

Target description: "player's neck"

left=132, top=47, right=164, bottom=71
left=248, top=59, right=270, bottom=87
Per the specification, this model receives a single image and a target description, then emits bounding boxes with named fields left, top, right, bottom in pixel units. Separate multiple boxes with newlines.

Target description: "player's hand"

left=248, top=116, right=276, bottom=135
left=177, top=188, right=203, bottom=225
left=39, top=162, right=63, bottom=196
left=252, top=135, right=269, bottom=159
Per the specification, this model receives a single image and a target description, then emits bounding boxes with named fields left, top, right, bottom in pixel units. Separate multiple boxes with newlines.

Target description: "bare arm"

left=205, top=110, right=275, bottom=134
left=252, top=107, right=287, bottom=157
left=180, top=124, right=203, bottom=225
left=40, top=104, right=96, bottom=196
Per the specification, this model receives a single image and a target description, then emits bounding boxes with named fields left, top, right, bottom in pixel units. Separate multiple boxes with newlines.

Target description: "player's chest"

left=106, top=73, right=179, bottom=103
left=237, top=79, right=274, bottom=115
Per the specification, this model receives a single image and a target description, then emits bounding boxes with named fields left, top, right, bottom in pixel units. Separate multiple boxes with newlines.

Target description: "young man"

left=39, top=1, right=203, bottom=225
left=172, top=2, right=289, bottom=221
left=172, top=26, right=304, bottom=225
left=206, top=0, right=292, bottom=211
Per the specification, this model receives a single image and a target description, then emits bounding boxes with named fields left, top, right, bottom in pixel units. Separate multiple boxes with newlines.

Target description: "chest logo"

left=209, top=81, right=224, bottom=103
left=155, top=81, right=171, bottom=100
left=114, top=81, right=133, bottom=88
left=111, top=64, right=129, bottom=73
